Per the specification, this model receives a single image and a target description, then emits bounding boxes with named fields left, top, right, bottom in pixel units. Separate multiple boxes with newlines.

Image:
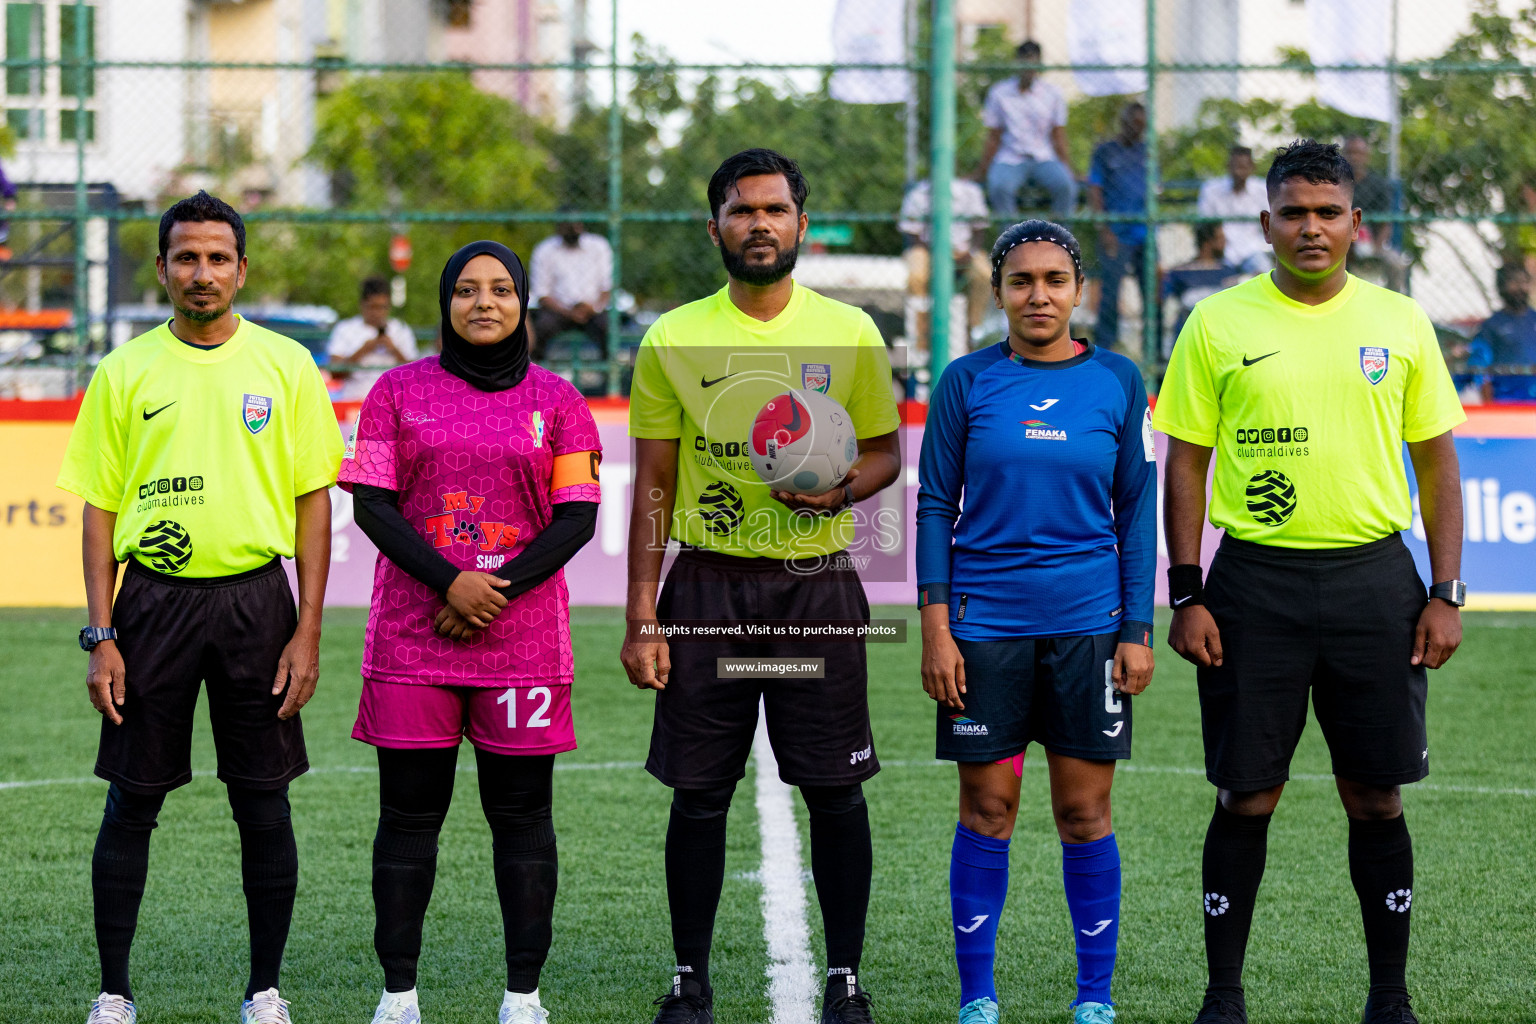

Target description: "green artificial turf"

left=2, top=607, right=1533, bottom=1023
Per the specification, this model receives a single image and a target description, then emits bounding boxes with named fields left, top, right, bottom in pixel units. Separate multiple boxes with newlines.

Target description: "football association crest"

left=528, top=410, right=545, bottom=447
left=242, top=394, right=272, bottom=435
left=801, top=362, right=831, bottom=393
left=1359, top=347, right=1389, bottom=386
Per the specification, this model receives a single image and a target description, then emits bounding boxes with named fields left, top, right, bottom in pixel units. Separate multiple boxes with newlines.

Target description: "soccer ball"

left=749, top=389, right=858, bottom=496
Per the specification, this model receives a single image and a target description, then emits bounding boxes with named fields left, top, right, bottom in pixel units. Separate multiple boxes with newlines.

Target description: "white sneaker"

left=241, top=987, right=292, bottom=1023
left=371, top=989, right=422, bottom=1024
left=498, top=990, right=548, bottom=1024
left=86, top=993, right=137, bottom=1024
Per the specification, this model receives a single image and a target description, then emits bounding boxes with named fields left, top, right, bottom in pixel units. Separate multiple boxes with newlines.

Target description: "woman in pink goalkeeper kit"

left=337, top=240, right=602, bottom=1024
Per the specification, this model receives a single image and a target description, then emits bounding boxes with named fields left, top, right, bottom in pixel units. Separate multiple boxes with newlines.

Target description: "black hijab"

left=437, top=240, right=531, bottom=392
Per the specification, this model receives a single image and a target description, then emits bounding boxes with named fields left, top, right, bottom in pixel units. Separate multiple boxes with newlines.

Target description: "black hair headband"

left=993, top=234, right=1082, bottom=276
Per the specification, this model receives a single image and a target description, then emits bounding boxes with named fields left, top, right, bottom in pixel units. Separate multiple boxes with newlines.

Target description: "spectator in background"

left=1344, top=135, right=1392, bottom=220
left=1197, top=146, right=1270, bottom=274
left=1086, top=101, right=1152, bottom=351
left=1470, top=263, right=1536, bottom=402
left=0, top=157, right=18, bottom=260
left=899, top=171, right=992, bottom=355
left=327, top=275, right=419, bottom=399
left=977, top=41, right=1077, bottom=218
left=529, top=216, right=613, bottom=358
left=1162, top=222, right=1239, bottom=354
left=1343, top=134, right=1409, bottom=292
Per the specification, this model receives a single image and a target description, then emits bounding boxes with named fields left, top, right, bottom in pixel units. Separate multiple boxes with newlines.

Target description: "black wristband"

left=1168, top=563, right=1205, bottom=609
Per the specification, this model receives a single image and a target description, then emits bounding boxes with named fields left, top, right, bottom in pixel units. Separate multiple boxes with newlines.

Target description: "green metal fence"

left=1, top=0, right=1533, bottom=399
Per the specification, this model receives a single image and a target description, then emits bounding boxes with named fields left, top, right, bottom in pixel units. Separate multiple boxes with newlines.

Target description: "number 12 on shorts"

left=497, top=686, right=554, bottom=729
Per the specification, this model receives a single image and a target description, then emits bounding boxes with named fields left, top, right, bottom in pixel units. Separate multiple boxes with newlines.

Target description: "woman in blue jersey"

left=916, top=220, right=1157, bottom=1024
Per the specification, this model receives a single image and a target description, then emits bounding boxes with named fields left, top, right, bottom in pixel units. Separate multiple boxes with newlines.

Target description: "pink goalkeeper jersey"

left=338, top=358, right=602, bottom=687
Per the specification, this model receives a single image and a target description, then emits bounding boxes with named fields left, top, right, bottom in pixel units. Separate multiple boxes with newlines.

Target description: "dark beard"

left=721, top=236, right=798, bottom=286
left=175, top=293, right=232, bottom=324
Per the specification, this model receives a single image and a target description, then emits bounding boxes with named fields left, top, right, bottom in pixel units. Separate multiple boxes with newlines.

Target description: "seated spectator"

left=1086, top=101, right=1152, bottom=351
left=1470, top=263, right=1536, bottom=402
left=327, top=275, right=418, bottom=398
left=977, top=41, right=1076, bottom=218
left=0, top=155, right=16, bottom=260
left=1343, top=134, right=1409, bottom=292
left=899, top=171, right=992, bottom=355
left=1162, top=222, right=1240, bottom=354
left=529, top=216, right=612, bottom=358
left=1197, top=145, right=1270, bottom=275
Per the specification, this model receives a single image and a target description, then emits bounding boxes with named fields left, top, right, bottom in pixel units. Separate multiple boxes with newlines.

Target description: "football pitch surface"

left=2, top=607, right=1533, bottom=1024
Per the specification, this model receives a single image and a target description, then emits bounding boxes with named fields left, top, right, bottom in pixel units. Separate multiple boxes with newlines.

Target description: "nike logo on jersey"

left=1102, top=721, right=1124, bottom=738
left=957, top=915, right=989, bottom=934
left=700, top=373, right=739, bottom=388
left=1242, top=352, right=1279, bottom=366
left=1030, top=398, right=1059, bottom=411
left=142, top=402, right=176, bottom=420
left=1172, top=595, right=1192, bottom=606
left=1080, top=919, right=1114, bottom=937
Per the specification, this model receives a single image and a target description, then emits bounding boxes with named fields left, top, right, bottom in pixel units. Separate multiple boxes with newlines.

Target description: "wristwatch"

left=1428, top=580, right=1467, bottom=607
left=79, top=626, right=117, bottom=651
left=831, top=484, right=857, bottom=514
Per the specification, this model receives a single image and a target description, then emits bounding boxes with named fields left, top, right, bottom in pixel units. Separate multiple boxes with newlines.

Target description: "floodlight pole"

left=71, top=0, right=90, bottom=393
left=904, top=0, right=919, bottom=185
left=606, top=0, right=622, bottom=396
left=1142, top=0, right=1160, bottom=371
left=927, top=0, right=956, bottom=383
left=1387, top=0, right=1403, bottom=250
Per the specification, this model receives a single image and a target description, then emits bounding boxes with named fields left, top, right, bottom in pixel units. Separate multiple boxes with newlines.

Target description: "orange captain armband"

left=550, top=450, right=602, bottom=494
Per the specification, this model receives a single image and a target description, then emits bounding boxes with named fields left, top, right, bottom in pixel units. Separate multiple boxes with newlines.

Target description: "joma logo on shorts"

left=849, top=745, right=872, bottom=766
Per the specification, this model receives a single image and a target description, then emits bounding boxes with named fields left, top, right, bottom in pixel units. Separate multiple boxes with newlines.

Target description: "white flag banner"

left=1307, top=0, right=1393, bottom=122
left=1068, top=0, right=1147, bottom=96
left=829, top=0, right=910, bottom=104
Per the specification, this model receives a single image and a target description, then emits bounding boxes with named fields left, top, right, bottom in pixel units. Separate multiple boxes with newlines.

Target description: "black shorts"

left=935, top=633, right=1130, bottom=763
left=645, top=547, right=877, bottom=789
left=1199, top=534, right=1429, bottom=791
left=95, top=557, right=307, bottom=795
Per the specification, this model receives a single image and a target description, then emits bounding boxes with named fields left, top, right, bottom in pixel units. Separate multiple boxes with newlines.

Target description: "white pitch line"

left=877, top=758, right=1536, bottom=798
left=0, top=759, right=648, bottom=791
left=753, top=700, right=817, bottom=1024
left=4, top=758, right=1532, bottom=800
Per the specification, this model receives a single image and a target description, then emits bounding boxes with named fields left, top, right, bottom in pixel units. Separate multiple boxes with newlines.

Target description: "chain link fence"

left=0, top=0, right=1532, bottom=401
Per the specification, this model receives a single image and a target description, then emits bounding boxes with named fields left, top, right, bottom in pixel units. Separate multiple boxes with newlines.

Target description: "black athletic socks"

left=92, top=785, right=165, bottom=1000
left=490, top=819, right=558, bottom=992
left=373, top=746, right=457, bottom=992
left=476, top=749, right=560, bottom=994
left=1349, top=814, right=1414, bottom=1009
left=803, top=785, right=872, bottom=978
left=228, top=786, right=298, bottom=1000
left=373, top=821, right=439, bottom=992
left=1201, top=801, right=1273, bottom=1005
left=665, top=785, right=735, bottom=995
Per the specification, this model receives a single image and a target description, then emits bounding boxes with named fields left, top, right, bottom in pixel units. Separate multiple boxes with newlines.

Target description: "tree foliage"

left=247, top=72, right=555, bottom=324
left=1398, top=0, right=1536, bottom=258
left=116, top=3, right=1536, bottom=322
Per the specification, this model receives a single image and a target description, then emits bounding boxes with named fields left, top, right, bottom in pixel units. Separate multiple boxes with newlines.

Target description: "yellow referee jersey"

left=57, top=317, right=344, bottom=576
left=1154, top=273, right=1465, bottom=548
left=629, top=283, right=900, bottom=559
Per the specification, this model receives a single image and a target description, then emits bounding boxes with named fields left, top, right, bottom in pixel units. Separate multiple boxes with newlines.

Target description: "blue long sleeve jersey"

left=916, top=342, right=1156, bottom=644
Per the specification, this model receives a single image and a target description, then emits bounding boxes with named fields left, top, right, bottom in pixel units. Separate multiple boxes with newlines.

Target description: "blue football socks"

left=1062, top=832, right=1121, bottom=1006
left=950, top=822, right=1010, bottom=1006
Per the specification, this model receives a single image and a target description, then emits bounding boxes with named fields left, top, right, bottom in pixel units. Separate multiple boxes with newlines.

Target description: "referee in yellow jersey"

left=1155, top=142, right=1465, bottom=1024
left=621, top=149, right=901, bottom=1024
left=56, top=191, right=343, bottom=1024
